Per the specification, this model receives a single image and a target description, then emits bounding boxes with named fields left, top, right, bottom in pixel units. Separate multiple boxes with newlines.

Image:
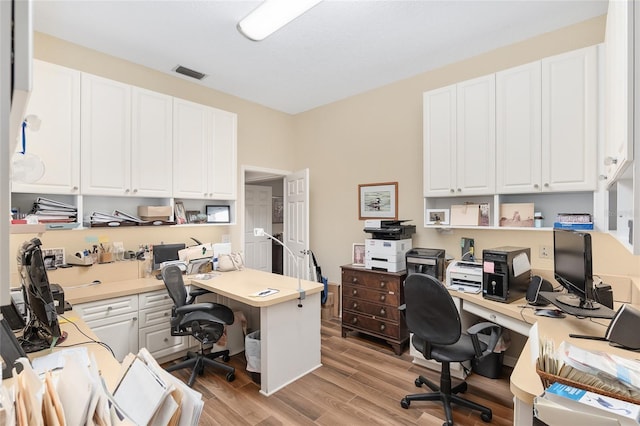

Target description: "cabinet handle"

left=107, top=306, right=113, bottom=311
left=490, top=314, right=496, bottom=321
left=125, top=189, right=130, bottom=194
left=352, top=302, right=358, bottom=309
left=72, top=186, right=78, bottom=191
left=543, top=183, right=549, bottom=188
left=379, top=281, right=386, bottom=289
left=132, top=317, right=138, bottom=322
left=379, top=308, right=386, bottom=316
left=534, top=184, right=539, bottom=189
left=164, top=338, right=169, bottom=343
left=352, top=289, right=358, bottom=296
left=132, top=188, right=138, bottom=193
left=457, top=188, right=461, bottom=192
left=450, top=188, right=455, bottom=193
left=379, top=324, right=386, bottom=332
left=604, top=156, right=618, bottom=166
left=351, top=277, right=358, bottom=283
left=351, top=317, right=358, bottom=325
left=164, top=312, right=169, bottom=317
left=379, top=294, right=386, bottom=302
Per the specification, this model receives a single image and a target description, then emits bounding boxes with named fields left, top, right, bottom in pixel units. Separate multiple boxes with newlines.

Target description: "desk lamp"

left=253, top=228, right=306, bottom=306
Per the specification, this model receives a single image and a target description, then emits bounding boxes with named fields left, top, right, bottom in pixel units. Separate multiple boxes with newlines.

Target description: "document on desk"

left=250, top=288, right=279, bottom=297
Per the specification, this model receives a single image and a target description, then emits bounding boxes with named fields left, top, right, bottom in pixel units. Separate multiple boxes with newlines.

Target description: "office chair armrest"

left=186, top=287, right=212, bottom=304
left=175, top=302, right=218, bottom=315
left=467, top=322, right=502, bottom=358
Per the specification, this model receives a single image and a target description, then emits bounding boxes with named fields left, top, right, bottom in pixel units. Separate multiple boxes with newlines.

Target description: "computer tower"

left=405, top=248, right=446, bottom=281
left=482, top=246, right=531, bottom=303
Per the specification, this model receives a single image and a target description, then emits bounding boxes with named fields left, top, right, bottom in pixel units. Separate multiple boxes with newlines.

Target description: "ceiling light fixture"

left=237, top=0, right=322, bottom=41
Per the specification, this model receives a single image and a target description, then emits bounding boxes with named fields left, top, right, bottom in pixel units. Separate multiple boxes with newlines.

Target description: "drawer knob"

left=164, top=338, right=169, bottom=343
left=164, top=312, right=169, bottom=317
left=379, top=294, right=386, bottom=302
left=107, top=306, right=113, bottom=311
left=132, top=317, right=138, bottom=322
left=351, top=277, right=358, bottom=283
left=490, top=314, right=496, bottom=320
left=352, top=302, right=358, bottom=309
left=380, top=324, right=386, bottom=332
left=352, top=289, right=358, bottom=296
left=379, top=281, right=386, bottom=288
left=379, top=308, right=386, bottom=316
left=352, top=317, right=358, bottom=325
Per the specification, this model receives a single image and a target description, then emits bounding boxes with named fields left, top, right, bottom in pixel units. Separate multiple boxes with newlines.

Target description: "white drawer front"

left=138, top=306, right=172, bottom=328
left=75, top=295, right=138, bottom=322
left=139, top=322, right=189, bottom=359
left=139, top=289, right=173, bottom=310
left=462, top=300, right=531, bottom=337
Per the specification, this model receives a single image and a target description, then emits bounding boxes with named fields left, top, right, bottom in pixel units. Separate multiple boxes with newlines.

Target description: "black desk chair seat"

left=400, top=273, right=502, bottom=426
left=162, top=265, right=236, bottom=387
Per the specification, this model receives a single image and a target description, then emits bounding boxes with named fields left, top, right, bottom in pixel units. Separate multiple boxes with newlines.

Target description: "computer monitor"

left=152, top=243, right=186, bottom=271
left=17, top=238, right=67, bottom=353
left=553, top=229, right=598, bottom=310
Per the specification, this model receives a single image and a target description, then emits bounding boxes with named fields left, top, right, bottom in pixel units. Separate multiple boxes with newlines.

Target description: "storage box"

left=553, top=222, right=594, bottom=230
left=137, top=205, right=172, bottom=218
left=450, top=204, right=481, bottom=226
left=499, top=203, right=534, bottom=227
left=328, top=283, right=340, bottom=318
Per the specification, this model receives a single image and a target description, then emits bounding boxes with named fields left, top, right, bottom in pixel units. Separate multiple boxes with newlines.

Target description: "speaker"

left=606, top=304, right=640, bottom=350
left=526, top=276, right=553, bottom=306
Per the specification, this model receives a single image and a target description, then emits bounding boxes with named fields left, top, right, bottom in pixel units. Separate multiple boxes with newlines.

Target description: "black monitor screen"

left=18, top=238, right=65, bottom=352
left=553, top=229, right=596, bottom=308
left=152, top=243, right=186, bottom=270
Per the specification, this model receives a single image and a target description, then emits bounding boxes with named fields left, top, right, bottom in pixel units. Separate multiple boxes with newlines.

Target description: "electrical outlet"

left=539, top=245, right=552, bottom=259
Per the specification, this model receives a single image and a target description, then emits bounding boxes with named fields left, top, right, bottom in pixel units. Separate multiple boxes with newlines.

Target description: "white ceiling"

left=33, top=0, right=608, bottom=115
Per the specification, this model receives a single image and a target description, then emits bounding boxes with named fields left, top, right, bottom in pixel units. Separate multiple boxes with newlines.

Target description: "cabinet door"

left=604, top=0, right=634, bottom=182
left=81, top=73, right=132, bottom=196
left=209, top=108, right=237, bottom=199
left=496, top=61, right=542, bottom=194
left=12, top=60, right=80, bottom=194
left=456, top=74, right=496, bottom=195
left=139, top=322, right=189, bottom=360
left=541, top=46, right=597, bottom=192
left=423, top=85, right=457, bottom=196
left=131, top=87, right=173, bottom=197
left=173, top=98, right=211, bottom=199
left=84, top=312, right=139, bottom=362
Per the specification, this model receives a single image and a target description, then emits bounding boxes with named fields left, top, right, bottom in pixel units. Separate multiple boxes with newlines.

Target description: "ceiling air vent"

left=174, top=65, right=207, bottom=80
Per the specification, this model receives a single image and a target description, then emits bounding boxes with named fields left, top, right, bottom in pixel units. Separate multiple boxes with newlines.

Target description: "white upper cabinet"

left=131, top=87, right=173, bottom=197
left=496, top=61, right=542, bottom=194
left=424, top=74, right=495, bottom=197
left=173, top=98, right=237, bottom=200
left=604, top=0, right=634, bottom=182
left=13, top=60, right=81, bottom=194
left=541, top=45, right=598, bottom=192
left=81, top=73, right=132, bottom=196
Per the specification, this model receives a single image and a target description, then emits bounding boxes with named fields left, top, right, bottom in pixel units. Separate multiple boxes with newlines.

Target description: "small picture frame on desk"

left=174, top=201, right=187, bottom=225
left=206, top=205, right=231, bottom=223
left=352, top=243, right=365, bottom=267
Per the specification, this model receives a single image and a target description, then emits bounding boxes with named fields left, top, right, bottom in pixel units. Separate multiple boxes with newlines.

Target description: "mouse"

left=535, top=309, right=566, bottom=318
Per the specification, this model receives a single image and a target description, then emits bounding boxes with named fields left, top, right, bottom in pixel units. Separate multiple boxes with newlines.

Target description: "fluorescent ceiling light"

left=238, top=0, right=322, bottom=41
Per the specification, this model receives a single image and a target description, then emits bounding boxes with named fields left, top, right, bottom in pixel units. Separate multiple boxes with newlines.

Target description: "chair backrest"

left=404, top=273, right=461, bottom=346
left=162, top=265, right=187, bottom=308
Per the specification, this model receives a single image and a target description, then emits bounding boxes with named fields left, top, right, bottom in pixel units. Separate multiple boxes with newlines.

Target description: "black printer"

left=363, top=219, right=416, bottom=240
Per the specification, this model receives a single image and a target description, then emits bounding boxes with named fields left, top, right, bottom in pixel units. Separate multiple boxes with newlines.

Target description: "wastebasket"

left=471, top=327, right=510, bottom=379
left=245, top=330, right=261, bottom=384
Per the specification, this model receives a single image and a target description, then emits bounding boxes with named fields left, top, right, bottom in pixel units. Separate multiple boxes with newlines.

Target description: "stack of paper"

left=29, top=197, right=77, bottom=223
left=88, top=210, right=143, bottom=227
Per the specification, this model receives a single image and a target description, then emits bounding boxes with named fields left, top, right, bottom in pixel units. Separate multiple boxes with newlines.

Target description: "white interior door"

left=244, top=185, right=272, bottom=271
left=284, top=169, right=310, bottom=280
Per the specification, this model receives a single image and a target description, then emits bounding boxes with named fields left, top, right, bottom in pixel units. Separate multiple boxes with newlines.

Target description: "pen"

left=258, top=290, right=271, bottom=296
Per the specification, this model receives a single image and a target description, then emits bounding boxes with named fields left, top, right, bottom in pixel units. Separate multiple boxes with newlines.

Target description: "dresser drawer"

left=343, top=296, right=401, bottom=322
left=75, top=295, right=138, bottom=322
left=342, top=269, right=402, bottom=292
left=343, top=283, right=400, bottom=305
left=139, top=289, right=173, bottom=311
left=342, top=311, right=403, bottom=340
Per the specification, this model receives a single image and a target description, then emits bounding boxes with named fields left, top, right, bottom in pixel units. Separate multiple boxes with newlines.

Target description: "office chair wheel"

left=223, top=354, right=230, bottom=362
left=400, top=398, right=410, bottom=409
left=226, top=372, right=235, bottom=382
left=481, top=412, right=492, bottom=422
left=443, top=421, right=453, bottom=426
left=414, top=378, right=422, bottom=387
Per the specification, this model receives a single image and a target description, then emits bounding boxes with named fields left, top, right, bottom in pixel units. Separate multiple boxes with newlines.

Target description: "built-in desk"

left=191, top=268, right=324, bottom=396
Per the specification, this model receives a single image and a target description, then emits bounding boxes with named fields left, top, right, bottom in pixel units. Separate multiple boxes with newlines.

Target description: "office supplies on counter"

left=446, top=260, right=483, bottom=293
left=363, top=219, right=416, bottom=240
left=405, top=248, right=446, bottom=281
left=364, top=238, right=412, bottom=272
left=482, top=246, right=531, bottom=303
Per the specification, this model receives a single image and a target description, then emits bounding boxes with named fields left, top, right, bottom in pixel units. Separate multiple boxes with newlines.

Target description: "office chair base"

left=166, top=348, right=235, bottom=387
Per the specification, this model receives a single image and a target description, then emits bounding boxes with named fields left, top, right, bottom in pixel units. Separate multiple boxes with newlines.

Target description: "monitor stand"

left=556, top=294, right=600, bottom=310
left=539, top=291, right=615, bottom=319
left=20, top=325, right=68, bottom=353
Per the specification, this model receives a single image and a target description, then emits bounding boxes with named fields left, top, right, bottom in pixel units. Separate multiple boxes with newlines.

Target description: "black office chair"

left=400, top=273, right=502, bottom=426
left=162, top=265, right=236, bottom=386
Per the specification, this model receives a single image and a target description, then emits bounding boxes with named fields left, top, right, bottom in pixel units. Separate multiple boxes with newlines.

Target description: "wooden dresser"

left=341, top=265, right=408, bottom=355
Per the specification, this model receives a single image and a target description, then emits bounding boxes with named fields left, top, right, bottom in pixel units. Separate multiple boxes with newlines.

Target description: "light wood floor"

left=164, top=318, right=515, bottom=426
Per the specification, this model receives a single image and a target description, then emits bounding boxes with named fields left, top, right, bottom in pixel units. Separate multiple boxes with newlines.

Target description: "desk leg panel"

left=260, top=292, right=322, bottom=396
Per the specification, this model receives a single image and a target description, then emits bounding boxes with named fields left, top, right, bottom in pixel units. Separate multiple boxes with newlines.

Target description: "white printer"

left=445, top=260, right=483, bottom=293
left=365, top=238, right=412, bottom=273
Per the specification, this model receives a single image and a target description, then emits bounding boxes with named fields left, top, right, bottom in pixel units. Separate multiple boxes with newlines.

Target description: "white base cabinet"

left=138, top=289, right=190, bottom=360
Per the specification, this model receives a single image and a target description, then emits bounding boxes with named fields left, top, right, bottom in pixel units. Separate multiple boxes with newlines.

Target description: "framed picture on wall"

left=358, top=182, right=398, bottom=220
left=272, top=197, right=283, bottom=223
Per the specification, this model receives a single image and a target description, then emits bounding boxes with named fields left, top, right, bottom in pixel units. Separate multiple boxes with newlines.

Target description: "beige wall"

left=16, top=16, right=639, bottom=291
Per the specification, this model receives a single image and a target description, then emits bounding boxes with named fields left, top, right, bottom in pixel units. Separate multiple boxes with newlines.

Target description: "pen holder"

left=99, top=252, right=114, bottom=264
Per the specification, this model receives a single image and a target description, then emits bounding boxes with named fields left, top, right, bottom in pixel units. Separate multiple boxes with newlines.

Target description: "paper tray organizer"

left=536, top=363, right=640, bottom=404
